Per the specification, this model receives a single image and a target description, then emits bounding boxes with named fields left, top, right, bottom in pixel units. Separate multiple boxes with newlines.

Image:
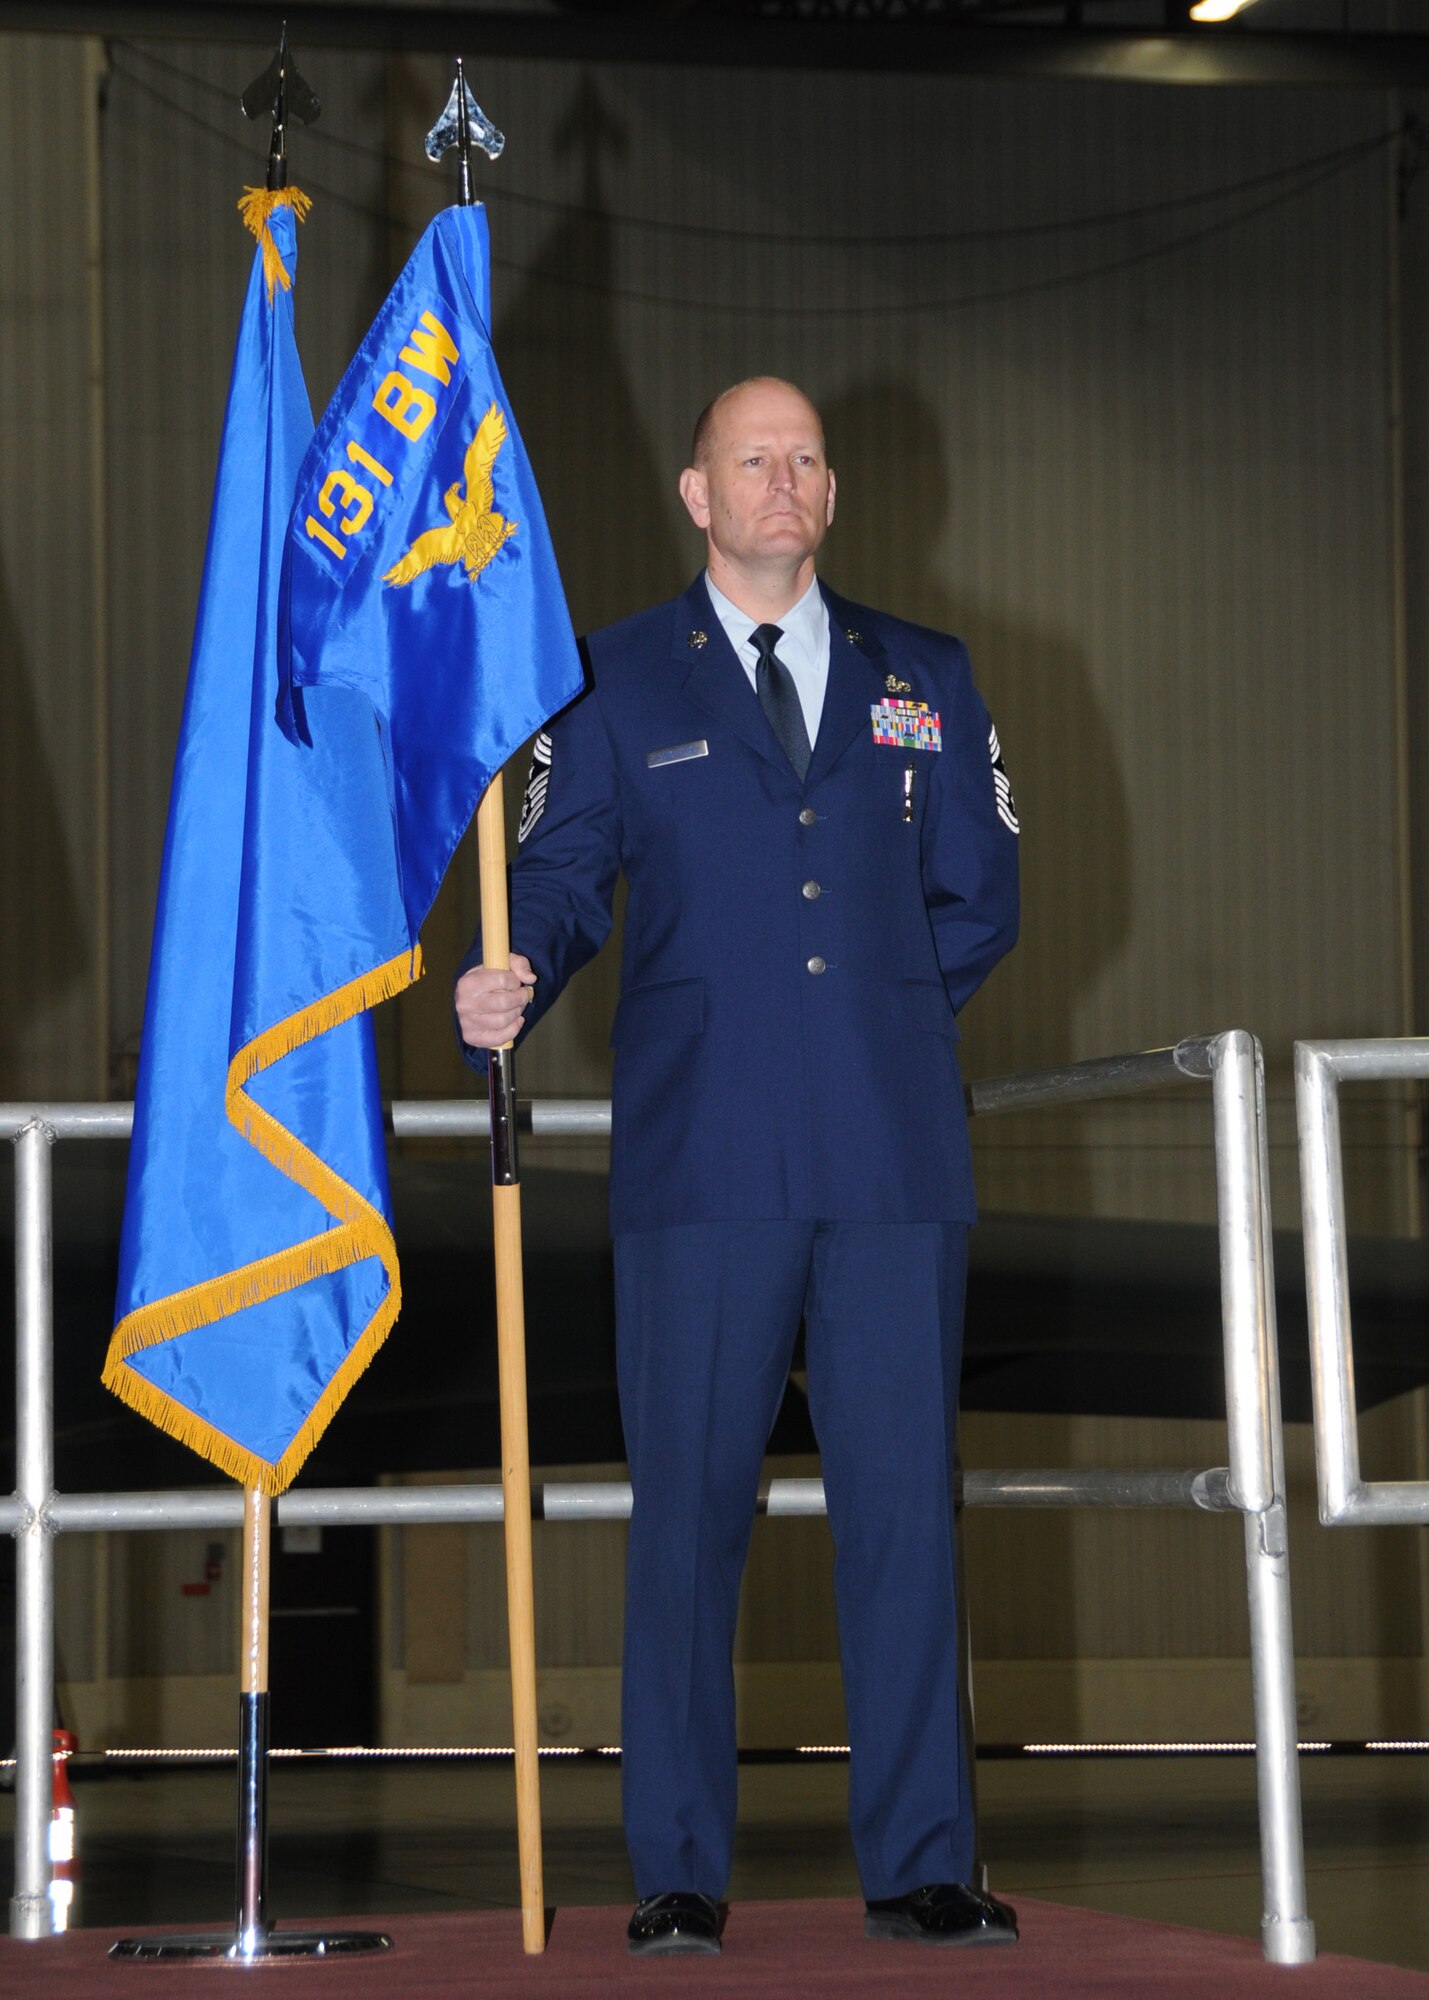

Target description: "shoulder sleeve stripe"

left=517, top=730, right=553, bottom=845
left=989, top=722, right=1019, bottom=836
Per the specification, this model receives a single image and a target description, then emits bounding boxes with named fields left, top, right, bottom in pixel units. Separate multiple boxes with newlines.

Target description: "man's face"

left=679, top=381, right=836, bottom=574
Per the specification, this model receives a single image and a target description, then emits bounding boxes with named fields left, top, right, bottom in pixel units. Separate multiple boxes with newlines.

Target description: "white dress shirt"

left=704, top=572, right=831, bottom=747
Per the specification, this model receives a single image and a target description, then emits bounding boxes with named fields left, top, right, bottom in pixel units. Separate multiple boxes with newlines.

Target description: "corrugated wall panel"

left=0, top=36, right=101, bottom=1099
left=3, top=35, right=1416, bottom=1224
left=1403, top=84, right=1429, bottom=1196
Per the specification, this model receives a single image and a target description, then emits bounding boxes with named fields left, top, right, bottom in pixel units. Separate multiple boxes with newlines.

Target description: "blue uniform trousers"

left=614, top=1219, right=974, bottom=1903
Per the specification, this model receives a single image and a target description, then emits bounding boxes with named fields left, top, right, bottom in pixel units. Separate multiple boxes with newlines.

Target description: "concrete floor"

left=12, top=1752, right=1429, bottom=1973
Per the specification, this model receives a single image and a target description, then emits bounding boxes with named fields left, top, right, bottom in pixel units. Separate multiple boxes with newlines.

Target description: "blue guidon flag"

left=280, top=202, right=583, bottom=937
left=106, top=200, right=582, bottom=1496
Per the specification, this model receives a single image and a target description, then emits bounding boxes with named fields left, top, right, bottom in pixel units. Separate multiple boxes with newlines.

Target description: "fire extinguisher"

left=48, top=1728, right=79, bottom=1933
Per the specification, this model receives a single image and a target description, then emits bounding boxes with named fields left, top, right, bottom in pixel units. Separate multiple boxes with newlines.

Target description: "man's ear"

left=679, top=465, right=711, bottom=531
left=825, top=467, right=837, bottom=529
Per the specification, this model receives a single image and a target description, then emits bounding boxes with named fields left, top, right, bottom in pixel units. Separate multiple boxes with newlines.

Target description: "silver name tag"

left=645, top=739, right=709, bottom=769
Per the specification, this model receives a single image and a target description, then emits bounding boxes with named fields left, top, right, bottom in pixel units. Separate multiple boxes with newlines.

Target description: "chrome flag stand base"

left=109, top=1930, right=393, bottom=1964
left=111, top=1512, right=392, bottom=1966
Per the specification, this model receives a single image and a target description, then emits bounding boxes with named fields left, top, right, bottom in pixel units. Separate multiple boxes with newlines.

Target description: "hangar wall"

left=2, top=32, right=1423, bottom=1232
left=5, top=28, right=1429, bottom=1744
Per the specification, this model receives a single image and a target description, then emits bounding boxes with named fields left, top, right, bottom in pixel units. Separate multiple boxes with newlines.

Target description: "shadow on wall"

left=820, top=377, right=1133, bottom=1093
left=495, top=74, right=689, bottom=636
left=0, top=550, right=88, bottom=1098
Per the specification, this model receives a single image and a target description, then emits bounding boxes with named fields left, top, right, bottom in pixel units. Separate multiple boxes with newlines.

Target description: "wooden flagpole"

left=477, top=769, right=545, bottom=1954
left=430, top=54, right=542, bottom=1953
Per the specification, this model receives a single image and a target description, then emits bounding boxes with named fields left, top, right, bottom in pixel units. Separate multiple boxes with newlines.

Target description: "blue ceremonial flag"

left=279, top=203, right=584, bottom=945
left=107, top=191, right=402, bottom=1495
left=107, top=198, right=582, bottom=1496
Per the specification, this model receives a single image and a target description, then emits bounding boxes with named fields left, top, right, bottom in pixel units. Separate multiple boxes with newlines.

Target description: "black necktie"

left=750, top=623, right=812, bottom=782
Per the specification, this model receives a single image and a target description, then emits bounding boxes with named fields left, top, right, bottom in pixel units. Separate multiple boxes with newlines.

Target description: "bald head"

left=690, top=376, right=826, bottom=470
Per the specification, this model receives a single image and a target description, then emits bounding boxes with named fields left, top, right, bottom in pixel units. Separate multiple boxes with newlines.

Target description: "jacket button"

left=806, top=955, right=826, bottom=975
left=801, top=881, right=821, bottom=900
left=798, top=807, right=816, bottom=826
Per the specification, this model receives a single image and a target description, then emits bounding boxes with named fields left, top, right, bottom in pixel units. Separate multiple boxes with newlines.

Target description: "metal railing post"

left=10, top=1119, right=56, bottom=1940
left=1294, top=1039, right=1429, bottom=1525
left=1210, top=1034, right=1314, bottom=1965
left=1295, top=1041, right=1366, bottom=1523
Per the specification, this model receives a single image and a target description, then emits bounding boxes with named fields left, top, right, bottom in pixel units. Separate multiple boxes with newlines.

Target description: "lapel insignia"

left=687, top=629, right=708, bottom=649
left=885, top=673, right=912, bottom=695
left=844, top=627, right=863, bottom=647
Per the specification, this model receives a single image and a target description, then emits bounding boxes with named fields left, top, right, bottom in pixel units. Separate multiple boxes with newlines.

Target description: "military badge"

left=517, top=729, right=552, bottom=844
left=990, top=722, right=1019, bottom=834
left=871, top=698, right=941, bottom=752
left=885, top=674, right=912, bottom=695
left=687, top=629, right=708, bottom=649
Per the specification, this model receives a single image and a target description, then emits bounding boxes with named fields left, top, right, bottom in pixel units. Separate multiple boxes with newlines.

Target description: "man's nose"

left=769, top=458, right=797, bottom=490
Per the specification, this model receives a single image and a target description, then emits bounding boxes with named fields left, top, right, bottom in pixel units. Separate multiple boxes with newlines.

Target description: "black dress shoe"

left=626, top=1891, right=722, bottom=1956
left=864, top=1881, right=1018, bottom=1946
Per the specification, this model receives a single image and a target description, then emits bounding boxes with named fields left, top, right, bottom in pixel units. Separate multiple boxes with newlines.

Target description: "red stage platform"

left=1, top=1899, right=1425, bottom=1998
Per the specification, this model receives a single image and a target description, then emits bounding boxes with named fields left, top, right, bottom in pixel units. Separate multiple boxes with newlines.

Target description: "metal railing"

left=1295, top=1038, right=1429, bottom=1526
left=4, top=1029, right=1316, bottom=1963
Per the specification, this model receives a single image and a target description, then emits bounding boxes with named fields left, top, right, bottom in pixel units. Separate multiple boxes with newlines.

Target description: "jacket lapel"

left=804, top=585, right=886, bottom=794
left=675, top=576, right=792, bottom=776
left=672, top=576, right=887, bottom=791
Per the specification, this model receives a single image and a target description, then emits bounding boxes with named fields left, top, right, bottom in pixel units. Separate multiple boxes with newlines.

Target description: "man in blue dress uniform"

left=456, top=378, right=1020, bottom=1955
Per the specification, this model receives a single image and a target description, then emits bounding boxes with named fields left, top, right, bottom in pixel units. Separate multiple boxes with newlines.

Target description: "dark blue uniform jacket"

left=460, top=575, right=1019, bottom=1233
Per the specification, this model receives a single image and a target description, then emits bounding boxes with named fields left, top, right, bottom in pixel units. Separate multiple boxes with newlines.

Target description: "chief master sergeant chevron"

left=455, top=376, right=1020, bottom=1957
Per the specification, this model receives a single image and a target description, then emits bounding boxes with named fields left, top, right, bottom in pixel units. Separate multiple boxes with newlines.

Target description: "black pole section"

left=489, top=1051, right=520, bottom=1186
left=234, top=1693, right=270, bottom=1946
left=454, top=51, right=473, bottom=209
left=267, top=36, right=287, bottom=192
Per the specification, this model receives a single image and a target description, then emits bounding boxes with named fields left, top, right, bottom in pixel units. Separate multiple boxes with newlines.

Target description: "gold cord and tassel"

left=237, top=186, right=313, bottom=305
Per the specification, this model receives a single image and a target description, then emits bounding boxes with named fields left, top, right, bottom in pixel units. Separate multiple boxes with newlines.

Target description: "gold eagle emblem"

left=382, top=401, right=518, bottom=588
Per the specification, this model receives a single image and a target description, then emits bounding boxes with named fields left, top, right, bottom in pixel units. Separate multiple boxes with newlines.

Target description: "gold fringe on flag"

left=103, top=944, right=425, bottom=1496
left=238, top=185, right=313, bottom=306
